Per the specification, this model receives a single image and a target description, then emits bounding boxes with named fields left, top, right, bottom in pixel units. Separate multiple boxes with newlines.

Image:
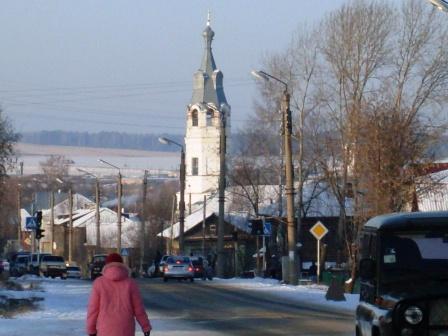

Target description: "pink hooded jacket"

left=86, top=262, right=152, bottom=336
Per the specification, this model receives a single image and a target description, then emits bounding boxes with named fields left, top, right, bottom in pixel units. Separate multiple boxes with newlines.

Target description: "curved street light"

left=427, top=0, right=448, bottom=12
left=158, top=137, right=186, bottom=254
left=251, top=69, right=297, bottom=286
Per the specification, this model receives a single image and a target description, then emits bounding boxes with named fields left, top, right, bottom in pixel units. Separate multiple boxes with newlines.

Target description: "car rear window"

left=43, top=256, right=64, bottom=262
left=93, top=256, right=106, bottom=263
left=67, top=266, right=80, bottom=271
left=167, top=257, right=190, bottom=264
left=191, top=260, right=203, bottom=266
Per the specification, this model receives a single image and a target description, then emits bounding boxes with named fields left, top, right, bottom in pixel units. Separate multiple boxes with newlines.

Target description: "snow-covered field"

left=0, top=276, right=359, bottom=336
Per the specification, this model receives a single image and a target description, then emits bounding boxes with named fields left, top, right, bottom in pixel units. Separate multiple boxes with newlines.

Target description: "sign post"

left=309, top=221, right=329, bottom=283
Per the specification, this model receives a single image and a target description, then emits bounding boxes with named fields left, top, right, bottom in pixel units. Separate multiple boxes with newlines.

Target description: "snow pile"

left=214, top=277, right=359, bottom=312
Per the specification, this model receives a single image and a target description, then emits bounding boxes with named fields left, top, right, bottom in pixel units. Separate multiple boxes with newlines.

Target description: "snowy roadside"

left=213, top=277, right=359, bottom=313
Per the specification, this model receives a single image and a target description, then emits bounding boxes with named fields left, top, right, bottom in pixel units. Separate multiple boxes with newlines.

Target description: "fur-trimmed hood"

left=102, top=262, right=130, bottom=281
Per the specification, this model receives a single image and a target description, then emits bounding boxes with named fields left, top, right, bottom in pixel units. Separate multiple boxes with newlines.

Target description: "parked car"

left=89, top=254, right=107, bottom=280
left=66, top=265, right=82, bottom=279
left=356, top=211, right=448, bottom=336
left=8, top=252, right=30, bottom=276
left=158, top=255, right=171, bottom=276
left=163, top=256, right=194, bottom=282
left=190, top=257, right=206, bottom=279
left=39, top=255, right=67, bottom=279
left=12, top=255, right=30, bottom=276
left=29, top=252, right=51, bottom=275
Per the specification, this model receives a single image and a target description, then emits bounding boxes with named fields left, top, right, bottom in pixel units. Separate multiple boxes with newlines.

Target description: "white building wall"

left=185, top=103, right=229, bottom=205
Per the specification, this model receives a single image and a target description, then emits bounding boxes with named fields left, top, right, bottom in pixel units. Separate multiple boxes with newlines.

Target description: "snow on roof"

left=46, top=207, right=139, bottom=248
left=159, top=180, right=352, bottom=239
left=159, top=195, right=218, bottom=238
left=43, top=193, right=95, bottom=217
left=417, top=170, right=448, bottom=211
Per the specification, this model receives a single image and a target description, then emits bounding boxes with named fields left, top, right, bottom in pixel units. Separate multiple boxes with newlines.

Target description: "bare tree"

left=39, top=155, right=72, bottom=188
left=0, top=108, right=20, bottom=179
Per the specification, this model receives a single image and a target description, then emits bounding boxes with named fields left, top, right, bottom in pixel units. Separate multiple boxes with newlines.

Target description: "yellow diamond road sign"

left=310, top=221, right=328, bottom=240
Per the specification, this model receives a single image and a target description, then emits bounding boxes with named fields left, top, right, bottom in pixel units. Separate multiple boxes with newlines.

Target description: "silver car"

left=66, top=266, right=82, bottom=279
left=163, top=256, right=194, bottom=282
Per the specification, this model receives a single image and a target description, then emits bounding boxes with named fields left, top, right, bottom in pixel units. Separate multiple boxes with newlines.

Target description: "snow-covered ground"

left=213, top=277, right=359, bottom=313
left=0, top=276, right=359, bottom=336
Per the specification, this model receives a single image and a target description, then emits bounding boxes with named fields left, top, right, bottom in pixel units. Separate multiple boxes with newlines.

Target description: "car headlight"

left=404, top=306, right=423, bottom=325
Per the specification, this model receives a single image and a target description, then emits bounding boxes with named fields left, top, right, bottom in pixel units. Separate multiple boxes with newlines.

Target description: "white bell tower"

left=185, top=15, right=231, bottom=207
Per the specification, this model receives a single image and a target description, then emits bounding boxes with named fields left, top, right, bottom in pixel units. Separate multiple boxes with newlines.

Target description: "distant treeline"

left=21, top=131, right=185, bottom=152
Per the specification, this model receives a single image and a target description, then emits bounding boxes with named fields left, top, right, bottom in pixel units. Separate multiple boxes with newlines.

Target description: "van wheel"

left=190, top=277, right=194, bottom=282
left=163, top=277, right=168, bottom=282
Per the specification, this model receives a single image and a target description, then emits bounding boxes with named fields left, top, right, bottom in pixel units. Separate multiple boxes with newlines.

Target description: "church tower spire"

left=191, top=13, right=227, bottom=108
left=185, top=14, right=231, bottom=207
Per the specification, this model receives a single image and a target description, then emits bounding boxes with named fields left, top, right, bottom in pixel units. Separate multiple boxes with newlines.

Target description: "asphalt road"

left=139, top=278, right=354, bottom=336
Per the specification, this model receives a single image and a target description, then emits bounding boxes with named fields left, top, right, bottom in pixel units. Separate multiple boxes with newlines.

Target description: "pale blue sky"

left=0, top=1, right=352, bottom=134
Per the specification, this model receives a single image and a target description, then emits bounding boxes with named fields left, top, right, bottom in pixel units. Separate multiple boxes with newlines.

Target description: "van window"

left=42, top=256, right=64, bottom=262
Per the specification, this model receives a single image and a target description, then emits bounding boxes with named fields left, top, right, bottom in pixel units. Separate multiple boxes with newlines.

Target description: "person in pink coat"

left=86, top=253, right=152, bottom=336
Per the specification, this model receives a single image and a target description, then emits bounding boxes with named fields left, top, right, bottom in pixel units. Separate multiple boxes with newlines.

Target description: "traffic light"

left=35, top=211, right=42, bottom=227
left=232, top=231, right=238, bottom=241
left=36, top=228, right=45, bottom=240
left=249, top=219, right=263, bottom=236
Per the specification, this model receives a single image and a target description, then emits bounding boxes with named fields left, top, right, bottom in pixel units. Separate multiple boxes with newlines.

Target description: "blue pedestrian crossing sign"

left=120, top=248, right=129, bottom=257
left=25, top=217, right=37, bottom=230
left=263, top=221, right=272, bottom=236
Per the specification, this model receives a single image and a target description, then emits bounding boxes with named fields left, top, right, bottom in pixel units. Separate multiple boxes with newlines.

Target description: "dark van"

left=89, top=254, right=107, bottom=280
left=356, top=211, right=448, bottom=336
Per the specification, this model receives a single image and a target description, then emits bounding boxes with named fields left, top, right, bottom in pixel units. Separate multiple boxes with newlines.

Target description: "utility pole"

left=98, top=159, right=122, bottom=253
left=216, top=107, right=227, bottom=278
left=17, top=185, right=21, bottom=250
left=189, top=193, right=192, bottom=215
left=95, top=178, right=100, bottom=253
left=179, top=149, right=186, bottom=254
left=117, top=172, right=122, bottom=253
left=68, top=187, right=73, bottom=264
left=170, top=195, right=176, bottom=254
left=50, top=191, right=54, bottom=253
left=77, top=168, right=101, bottom=254
left=202, top=195, right=206, bottom=256
left=282, top=90, right=297, bottom=285
left=252, top=70, right=297, bottom=285
left=140, top=170, right=148, bottom=275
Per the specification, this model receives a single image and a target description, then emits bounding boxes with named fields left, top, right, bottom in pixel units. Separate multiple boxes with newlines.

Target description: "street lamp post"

left=158, top=137, right=186, bottom=254
left=252, top=70, right=298, bottom=285
left=77, top=168, right=101, bottom=253
left=98, top=159, right=122, bottom=253
left=140, top=170, right=148, bottom=275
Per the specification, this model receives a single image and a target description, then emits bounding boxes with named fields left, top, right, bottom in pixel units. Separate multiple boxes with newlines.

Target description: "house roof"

left=158, top=180, right=351, bottom=239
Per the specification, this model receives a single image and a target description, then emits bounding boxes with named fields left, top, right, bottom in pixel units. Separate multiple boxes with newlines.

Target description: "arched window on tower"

left=192, top=110, right=198, bottom=127
left=206, top=110, right=213, bottom=127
